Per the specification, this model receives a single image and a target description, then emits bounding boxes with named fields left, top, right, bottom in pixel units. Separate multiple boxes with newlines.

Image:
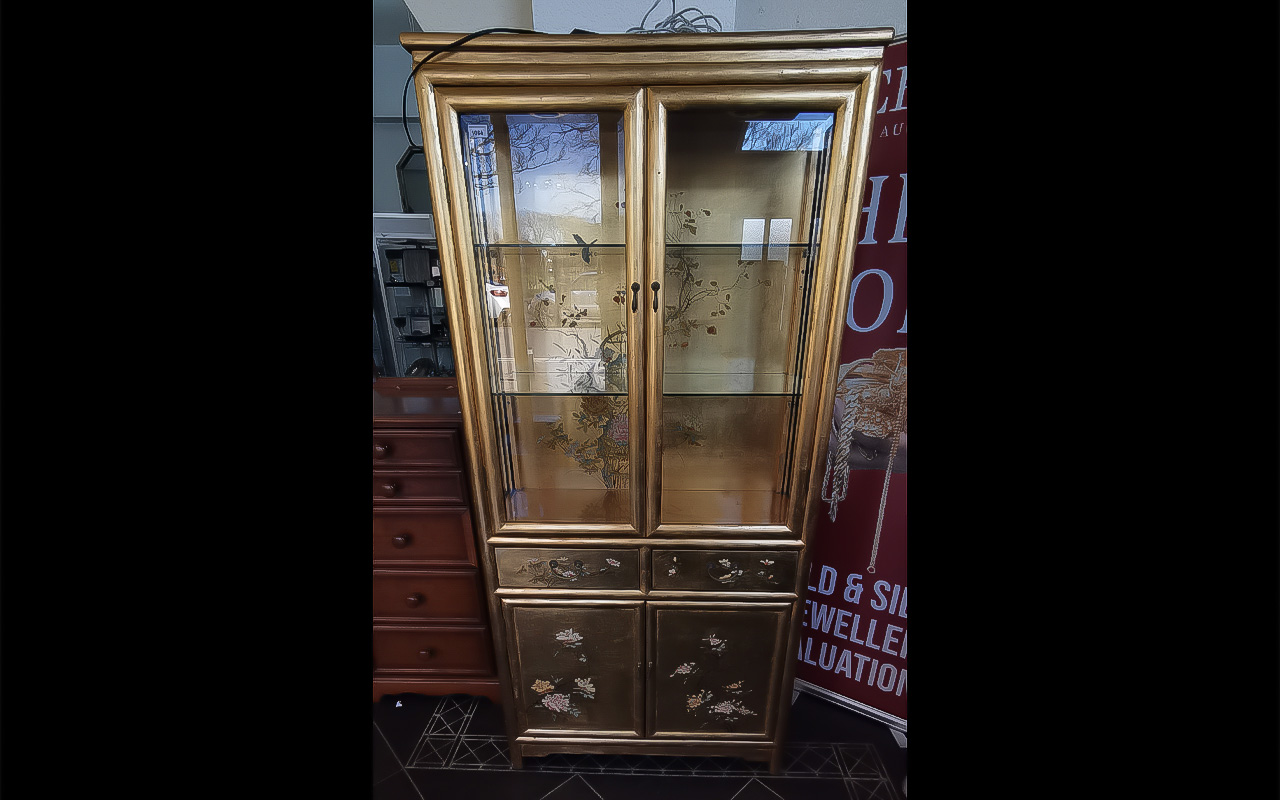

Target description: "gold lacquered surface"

left=647, top=603, right=788, bottom=738
left=505, top=601, right=644, bottom=736
left=405, top=29, right=888, bottom=769
left=495, top=547, right=640, bottom=590
left=650, top=549, right=796, bottom=593
left=434, top=89, right=647, bottom=537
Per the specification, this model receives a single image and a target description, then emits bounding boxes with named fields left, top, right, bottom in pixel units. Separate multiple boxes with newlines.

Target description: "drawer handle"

left=392, top=534, right=411, bottom=549
left=419, top=648, right=435, bottom=659
left=406, top=593, right=425, bottom=607
left=374, top=442, right=391, bottom=459
left=379, top=482, right=398, bottom=498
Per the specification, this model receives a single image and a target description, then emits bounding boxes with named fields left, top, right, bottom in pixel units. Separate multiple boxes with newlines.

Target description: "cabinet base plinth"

left=514, top=737, right=780, bottom=773
left=373, top=677, right=501, bottom=703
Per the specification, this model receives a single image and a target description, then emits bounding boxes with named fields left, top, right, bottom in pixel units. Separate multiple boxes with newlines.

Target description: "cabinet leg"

left=509, top=743, right=523, bottom=770
left=769, top=749, right=783, bottom=775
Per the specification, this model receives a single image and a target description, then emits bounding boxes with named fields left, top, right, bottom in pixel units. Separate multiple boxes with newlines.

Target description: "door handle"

left=631, top=282, right=641, bottom=312
left=651, top=281, right=660, bottom=312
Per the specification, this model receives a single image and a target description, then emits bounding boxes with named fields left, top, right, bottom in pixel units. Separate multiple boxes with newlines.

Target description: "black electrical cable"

left=401, top=27, right=540, bottom=150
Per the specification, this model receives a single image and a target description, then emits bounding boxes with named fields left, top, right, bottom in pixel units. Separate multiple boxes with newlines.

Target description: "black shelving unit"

left=372, top=216, right=457, bottom=379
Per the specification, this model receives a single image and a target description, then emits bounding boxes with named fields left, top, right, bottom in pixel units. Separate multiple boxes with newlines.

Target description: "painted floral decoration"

left=668, top=630, right=759, bottom=730
left=662, top=192, right=770, bottom=349
left=539, top=395, right=630, bottom=489
left=542, top=693, right=572, bottom=714
left=552, top=627, right=588, bottom=662
left=530, top=631, right=598, bottom=721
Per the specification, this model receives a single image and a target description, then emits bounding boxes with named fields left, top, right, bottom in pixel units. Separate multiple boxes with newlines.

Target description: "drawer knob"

left=379, top=482, right=398, bottom=497
left=392, top=534, right=411, bottom=548
left=374, top=442, right=391, bottom=459
left=406, top=593, right=425, bottom=607
left=419, top=648, right=435, bottom=659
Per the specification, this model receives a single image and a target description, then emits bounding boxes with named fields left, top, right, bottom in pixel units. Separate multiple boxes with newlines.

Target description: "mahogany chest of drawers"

left=373, top=379, right=500, bottom=702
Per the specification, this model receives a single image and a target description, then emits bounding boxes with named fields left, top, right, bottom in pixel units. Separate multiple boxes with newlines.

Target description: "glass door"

left=645, top=88, right=860, bottom=536
left=437, top=90, right=646, bottom=535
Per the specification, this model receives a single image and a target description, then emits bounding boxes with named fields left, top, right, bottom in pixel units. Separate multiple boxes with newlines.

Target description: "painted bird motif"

left=548, top=559, right=587, bottom=580
left=571, top=233, right=597, bottom=264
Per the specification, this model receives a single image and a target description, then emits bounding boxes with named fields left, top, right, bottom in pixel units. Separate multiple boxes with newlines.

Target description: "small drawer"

left=372, top=625, right=493, bottom=674
left=373, top=470, right=467, bottom=503
left=651, top=549, right=797, bottom=592
left=494, top=547, right=640, bottom=590
left=373, top=569, right=486, bottom=622
left=373, top=508, right=475, bottom=565
left=372, top=430, right=463, bottom=469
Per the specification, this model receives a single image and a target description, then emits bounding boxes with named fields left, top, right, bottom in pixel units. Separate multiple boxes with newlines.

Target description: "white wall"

left=533, top=0, right=737, bottom=33
left=377, top=0, right=905, bottom=210
left=404, top=0, right=904, bottom=36
left=402, top=0, right=533, bottom=31
left=736, top=0, right=904, bottom=35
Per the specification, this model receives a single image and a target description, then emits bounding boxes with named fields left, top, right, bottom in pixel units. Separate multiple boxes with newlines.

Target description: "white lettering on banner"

left=844, top=573, right=864, bottom=603
left=871, top=581, right=908, bottom=616
left=857, top=173, right=907, bottom=246
left=858, top=176, right=889, bottom=246
left=888, top=174, right=907, bottom=243
left=878, top=122, right=908, bottom=138
left=797, top=636, right=908, bottom=695
left=817, top=565, right=837, bottom=595
left=846, top=269, right=894, bottom=333
left=800, top=564, right=907, bottom=698
left=803, top=601, right=909, bottom=657
left=875, top=65, right=908, bottom=114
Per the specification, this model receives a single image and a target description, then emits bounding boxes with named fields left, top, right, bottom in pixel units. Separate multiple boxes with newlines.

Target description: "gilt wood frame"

left=404, top=28, right=889, bottom=772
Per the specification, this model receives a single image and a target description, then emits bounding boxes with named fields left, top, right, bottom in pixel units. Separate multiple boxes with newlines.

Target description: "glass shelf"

left=473, top=242, right=626, bottom=249
left=488, top=369, right=627, bottom=395
left=467, top=243, right=814, bottom=250
left=661, top=372, right=797, bottom=395
left=665, top=242, right=812, bottom=249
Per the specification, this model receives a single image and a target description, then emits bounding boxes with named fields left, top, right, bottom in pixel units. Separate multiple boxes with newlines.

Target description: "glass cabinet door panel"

left=648, top=603, right=788, bottom=738
left=456, top=109, right=637, bottom=526
left=658, top=109, right=836, bottom=527
left=490, top=394, right=633, bottom=523
left=505, top=601, right=643, bottom=737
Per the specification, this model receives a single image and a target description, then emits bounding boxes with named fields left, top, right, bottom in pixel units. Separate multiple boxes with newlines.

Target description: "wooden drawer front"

left=373, top=470, right=467, bottom=503
left=650, top=549, right=797, bottom=593
left=372, top=625, right=493, bottom=674
left=373, top=569, right=485, bottom=622
left=495, top=548, right=640, bottom=590
left=373, top=509, right=474, bottom=565
left=372, top=430, right=462, bottom=469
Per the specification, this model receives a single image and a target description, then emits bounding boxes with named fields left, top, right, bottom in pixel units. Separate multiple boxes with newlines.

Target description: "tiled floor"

left=373, top=690, right=907, bottom=799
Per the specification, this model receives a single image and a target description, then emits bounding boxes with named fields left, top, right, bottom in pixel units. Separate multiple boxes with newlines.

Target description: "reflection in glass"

left=458, top=111, right=632, bottom=524
left=489, top=395, right=632, bottom=524
left=660, top=109, right=835, bottom=526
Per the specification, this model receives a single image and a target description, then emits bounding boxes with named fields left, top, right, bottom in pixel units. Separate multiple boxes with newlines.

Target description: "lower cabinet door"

left=647, top=602, right=791, bottom=739
left=503, top=600, right=644, bottom=738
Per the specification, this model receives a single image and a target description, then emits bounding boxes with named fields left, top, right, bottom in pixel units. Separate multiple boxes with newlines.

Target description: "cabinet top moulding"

left=399, top=29, right=894, bottom=86
left=399, top=28, right=895, bottom=54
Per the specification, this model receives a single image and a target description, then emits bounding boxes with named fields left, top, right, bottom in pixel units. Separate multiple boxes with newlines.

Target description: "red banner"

left=797, top=39, right=908, bottom=727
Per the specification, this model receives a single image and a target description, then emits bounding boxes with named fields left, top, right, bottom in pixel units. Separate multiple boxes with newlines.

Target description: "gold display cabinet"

left=402, top=27, right=892, bottom=772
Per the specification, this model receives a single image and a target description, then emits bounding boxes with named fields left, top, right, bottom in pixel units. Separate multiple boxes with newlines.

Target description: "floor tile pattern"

left=374, top=693, right=905, bottom=800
